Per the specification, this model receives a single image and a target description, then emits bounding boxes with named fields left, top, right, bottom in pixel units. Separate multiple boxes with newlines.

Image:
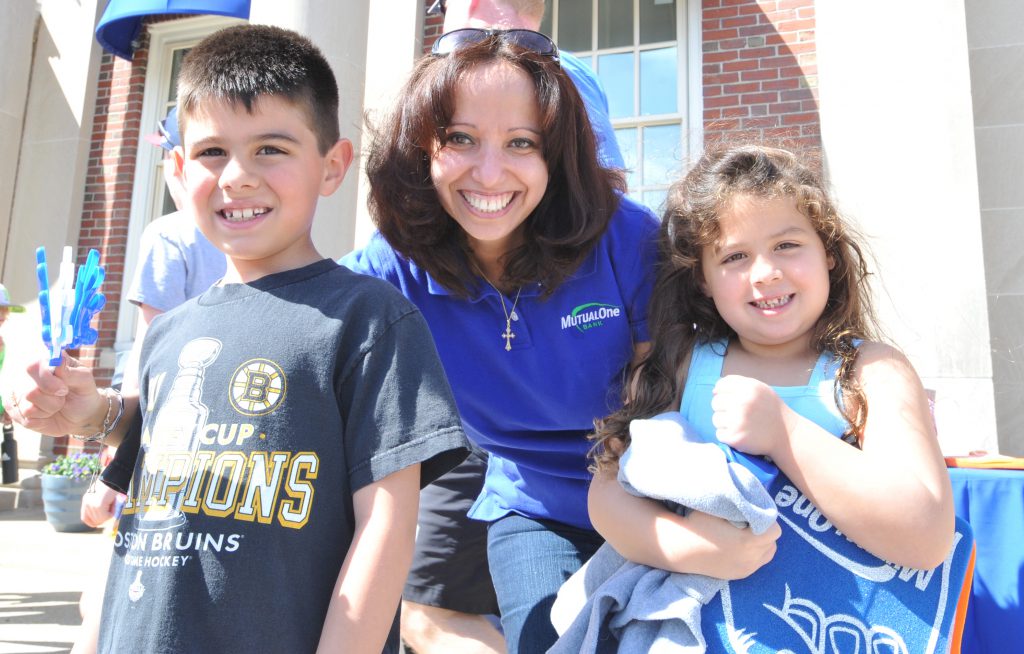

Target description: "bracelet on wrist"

left=72, top=387, right=124, bottom=444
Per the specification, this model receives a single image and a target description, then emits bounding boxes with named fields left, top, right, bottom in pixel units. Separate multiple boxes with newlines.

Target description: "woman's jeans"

left=487, top=513, right=604, bottom=653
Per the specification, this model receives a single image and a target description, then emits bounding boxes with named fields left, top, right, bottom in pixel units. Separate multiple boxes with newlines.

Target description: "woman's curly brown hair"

left=364, top=36, right=625, bottom=297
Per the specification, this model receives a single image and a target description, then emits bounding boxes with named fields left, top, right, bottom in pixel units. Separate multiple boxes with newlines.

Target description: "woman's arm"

left=317, top=464, right=420, bottom=653
left=713, top=342, right=954, bottom=569
left=589, top=464, right=780, bottom=579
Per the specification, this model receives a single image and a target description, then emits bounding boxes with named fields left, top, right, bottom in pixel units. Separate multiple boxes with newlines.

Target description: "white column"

left=248, top=0, right=423, bottom=258
left=354, top=1, right=424, bottom=250
left=0, top=0, right=38, bottom=283
left=3, top=0, right=102, bottom=294
left=816, top=0, right=996, bottom=454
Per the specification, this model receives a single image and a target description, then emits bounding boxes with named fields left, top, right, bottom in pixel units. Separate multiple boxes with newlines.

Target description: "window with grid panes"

left=541, top=0, right=685, bottom=213
left=152, top=47, right=188, bottom=218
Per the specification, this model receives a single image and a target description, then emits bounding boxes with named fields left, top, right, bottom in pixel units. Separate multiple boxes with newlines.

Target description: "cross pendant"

left=501, top=320, right=515, bottom=351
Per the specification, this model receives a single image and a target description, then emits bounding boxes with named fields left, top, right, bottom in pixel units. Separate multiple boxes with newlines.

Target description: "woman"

left=341, top=30, right=659, bottom=652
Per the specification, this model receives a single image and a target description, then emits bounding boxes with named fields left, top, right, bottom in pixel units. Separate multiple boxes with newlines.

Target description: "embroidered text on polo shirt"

left=560, top=302, right=623, bottom=332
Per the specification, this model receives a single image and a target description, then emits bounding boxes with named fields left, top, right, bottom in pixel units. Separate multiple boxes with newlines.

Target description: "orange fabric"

left=948, top=542, right=977, bottom=654
left=944, top=455, right=1024, bottom=470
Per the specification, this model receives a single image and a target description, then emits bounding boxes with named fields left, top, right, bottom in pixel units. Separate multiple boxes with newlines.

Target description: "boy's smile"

left=177, top=96, right=352, bottom=283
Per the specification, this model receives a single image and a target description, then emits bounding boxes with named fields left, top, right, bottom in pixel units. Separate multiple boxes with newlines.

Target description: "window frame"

left=115, top=15, right=246, bottom=355
left=544, top=0, right=702, bottom=210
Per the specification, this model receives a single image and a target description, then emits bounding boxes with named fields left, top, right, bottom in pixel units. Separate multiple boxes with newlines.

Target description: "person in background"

left=0, top=283, right=26, bottom=427
left=75, top=108, right=230, bottom=646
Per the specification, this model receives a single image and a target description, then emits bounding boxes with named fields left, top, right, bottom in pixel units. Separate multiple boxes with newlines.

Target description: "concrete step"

left=0, top=468, right=44, bottom=511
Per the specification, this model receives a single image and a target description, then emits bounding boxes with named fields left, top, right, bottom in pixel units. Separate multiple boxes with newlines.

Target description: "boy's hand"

left=81, top=483, right=121, bottom=528
left=711, top=374, right=795, bottom=458
left=8, top=356, right=106, bottom=437
left=684, top=510, right=781, bottom=579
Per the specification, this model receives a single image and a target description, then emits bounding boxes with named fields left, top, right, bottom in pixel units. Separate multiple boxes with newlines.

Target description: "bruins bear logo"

left=229, top=359, right=286, bottom=416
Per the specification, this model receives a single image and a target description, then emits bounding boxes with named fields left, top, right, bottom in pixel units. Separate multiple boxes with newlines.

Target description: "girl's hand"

left=683, top=510, right=781, bottom=580
left=8, top=356, right=106, bottom=437
left=711, top=374, right=794, bottom=457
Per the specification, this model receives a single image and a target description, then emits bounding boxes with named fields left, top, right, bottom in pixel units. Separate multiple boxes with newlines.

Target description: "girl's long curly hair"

left=591, top=144, right=880, bottom=470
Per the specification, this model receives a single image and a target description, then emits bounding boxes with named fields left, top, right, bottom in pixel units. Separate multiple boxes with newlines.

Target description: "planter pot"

left=40, top=475, right=96, bottom=533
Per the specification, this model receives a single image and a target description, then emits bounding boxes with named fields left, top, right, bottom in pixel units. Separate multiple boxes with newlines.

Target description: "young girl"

left=589, top=144, right=954, bottom=578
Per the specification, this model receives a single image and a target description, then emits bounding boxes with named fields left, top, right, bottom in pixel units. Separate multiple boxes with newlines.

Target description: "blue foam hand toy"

left=70, top=249, right=105, bottom=347
left=35, top=248, right=54, bottom=362
left=35, top=246, right=105, bottom=366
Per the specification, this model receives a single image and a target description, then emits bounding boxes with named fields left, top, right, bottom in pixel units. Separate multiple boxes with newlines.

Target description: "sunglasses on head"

left=431, top=28, right=560, bottom=64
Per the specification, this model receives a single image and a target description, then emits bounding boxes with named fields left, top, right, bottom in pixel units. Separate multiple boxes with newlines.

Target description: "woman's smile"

left=431, top=60, right=549, bottom=258
left=460, top=190, right=516, bottom=215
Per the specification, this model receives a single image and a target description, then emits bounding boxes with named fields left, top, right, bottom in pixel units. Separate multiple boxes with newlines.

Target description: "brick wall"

left=702, top=0, right=819, bottom=149
left=77, top=47, right=148, bottom=386
left=424, top=0, right=444, bottom=53
left=418, top=0, right=819, bottom=147
left=54, top=35, right=152, bottom=457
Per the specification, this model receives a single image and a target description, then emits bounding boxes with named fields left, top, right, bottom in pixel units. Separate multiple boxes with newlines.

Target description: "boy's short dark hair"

left=176, top=24, right=340, bottom=154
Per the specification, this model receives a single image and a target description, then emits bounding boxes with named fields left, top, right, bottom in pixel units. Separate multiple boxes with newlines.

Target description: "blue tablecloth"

left=949, top=467, right=1024, bottom=654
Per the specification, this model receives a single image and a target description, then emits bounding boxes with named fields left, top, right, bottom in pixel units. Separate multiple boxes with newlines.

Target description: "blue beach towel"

left=550, top=412, right=974, bottom=654
left=702, top=480, right=973, bottom=654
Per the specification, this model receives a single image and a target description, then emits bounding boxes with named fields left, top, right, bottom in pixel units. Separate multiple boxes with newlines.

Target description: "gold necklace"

left=473, top=262, right=522, bottom=352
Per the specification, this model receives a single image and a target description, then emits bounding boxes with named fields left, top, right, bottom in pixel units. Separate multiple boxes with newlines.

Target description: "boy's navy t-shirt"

left=98, top=259, right=467, bottom=653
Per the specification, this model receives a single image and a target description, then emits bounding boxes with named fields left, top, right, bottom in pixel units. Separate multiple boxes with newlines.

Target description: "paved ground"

left=0, top=508, right=110, bottom=654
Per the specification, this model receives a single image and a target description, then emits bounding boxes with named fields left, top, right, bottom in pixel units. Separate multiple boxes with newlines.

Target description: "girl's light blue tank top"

left=680, top=339, right=851, bottom=440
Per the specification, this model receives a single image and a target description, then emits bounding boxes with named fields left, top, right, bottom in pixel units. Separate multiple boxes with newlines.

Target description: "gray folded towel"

left=549, top=412, right=777, bottom=654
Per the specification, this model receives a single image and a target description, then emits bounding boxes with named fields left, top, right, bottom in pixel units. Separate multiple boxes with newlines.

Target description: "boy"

left=10, top=24, right=467, bottom=653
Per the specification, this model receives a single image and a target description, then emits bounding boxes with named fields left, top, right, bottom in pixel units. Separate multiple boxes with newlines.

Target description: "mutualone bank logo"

left=560, top=302, right=622, bottom=333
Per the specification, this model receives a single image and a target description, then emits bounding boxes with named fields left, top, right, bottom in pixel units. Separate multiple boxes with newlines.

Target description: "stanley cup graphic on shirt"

left=138, top=337, right=222, bottom=530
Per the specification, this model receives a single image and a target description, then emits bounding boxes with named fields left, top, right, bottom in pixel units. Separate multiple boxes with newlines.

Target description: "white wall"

left=0, top=0, right=39, bottom=284
left=248, top=0, right=423, bottom=258
left=816, top=0, right=997, bottom=454
left=352, top=1, right=424, bottom=251
left=248, top=0, right=370, bottom=260
left=1, top=0, right=105, bottom=463
left=965, top=0, right=1024, bottom=455
left=4, top=0, right=103, bottom=298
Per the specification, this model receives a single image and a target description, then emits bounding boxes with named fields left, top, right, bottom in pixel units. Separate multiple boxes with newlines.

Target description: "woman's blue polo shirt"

left=340, top=196, right=659, bottom=529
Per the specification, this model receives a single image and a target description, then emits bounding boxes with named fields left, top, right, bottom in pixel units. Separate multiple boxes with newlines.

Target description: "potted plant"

left=40, top=451, right=101, bottom=532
